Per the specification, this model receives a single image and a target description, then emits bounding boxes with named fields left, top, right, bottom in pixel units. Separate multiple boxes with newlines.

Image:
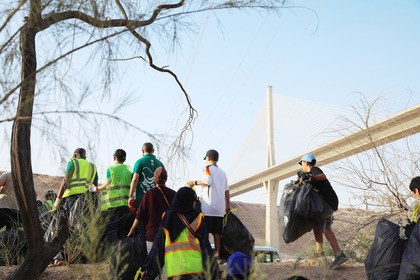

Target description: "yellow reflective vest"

left=100, top=164, right=132, bottom=211
left=163, top=213, right=204, bottom=278
left=63, top=159, right=97, bottom=198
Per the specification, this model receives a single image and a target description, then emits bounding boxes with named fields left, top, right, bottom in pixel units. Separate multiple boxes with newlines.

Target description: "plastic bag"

left=398, top=222, right=420, bottom=280
left=280, top=181, right=316, bottom=244
left=109, top=236, right=147, bottom=280
left=221, top=212, right=255, bottom=259
left=294, top=182, right=331, bottom=218
left=365, top=218, right=406, bottom=280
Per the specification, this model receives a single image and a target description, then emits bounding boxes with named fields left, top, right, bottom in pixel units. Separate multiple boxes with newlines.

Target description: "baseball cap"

left=203, top=149, right=219, bottom=161
left=113, top=149, right=126, bottom=160
left=298, top=153, right=316, bottom=165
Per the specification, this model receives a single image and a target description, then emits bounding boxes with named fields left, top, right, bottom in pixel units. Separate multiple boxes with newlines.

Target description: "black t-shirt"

left=310, top=166, right=339, bottom=211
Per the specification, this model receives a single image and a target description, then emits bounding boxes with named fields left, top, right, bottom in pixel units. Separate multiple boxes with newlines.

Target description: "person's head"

left=44, top=189, right=57, bottom=201
left=113, top=149, right=126, bottom=163
left=298, top=154, right=316, bottom=172
left=172, top=186, right=198, bottom=211
left=227, top=251, right=253, bottom=280
left=203, top=149, right=219, bottom=163
left=154, top=166, right=167, bottom=186
left=142, top=142, right=154, bottom=155
left=73, top=148, right=86, bottom=159
left=409, top=176, right=420, bottom=200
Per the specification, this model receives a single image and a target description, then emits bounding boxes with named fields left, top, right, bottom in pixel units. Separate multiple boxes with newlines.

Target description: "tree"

left=0, top=0, right=288, bottom=278
left=330, top=95, right=420, bottom=213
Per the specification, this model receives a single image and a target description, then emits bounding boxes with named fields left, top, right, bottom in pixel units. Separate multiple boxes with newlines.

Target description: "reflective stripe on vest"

left=100, top=164, right=131, bottom=211
left=63, top=159, right=96, bottom=198
left=163, top=213, right=204, bottom=278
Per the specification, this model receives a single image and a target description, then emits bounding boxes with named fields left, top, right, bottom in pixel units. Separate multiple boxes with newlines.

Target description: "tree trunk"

left=7, top=21, right=69, bottom=280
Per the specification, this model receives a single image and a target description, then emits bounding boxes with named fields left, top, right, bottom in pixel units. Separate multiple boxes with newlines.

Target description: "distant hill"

left=1, top=171, right=63, bottom=202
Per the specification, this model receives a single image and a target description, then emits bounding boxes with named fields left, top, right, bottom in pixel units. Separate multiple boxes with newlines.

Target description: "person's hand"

left=128, top=197, right=136, bottom=212
left=88, top=185, right=98, bottom=192
left=127, top=226, right=136, bottom=237
left=186, top=181, right=195, bottom=188
left=226, top=205, right=231, bottom=213
left=51, top=198, right=61, bottom=212
left=297, top=170, right=304, bottom=178
left=301, top=172, right=311, bottom=181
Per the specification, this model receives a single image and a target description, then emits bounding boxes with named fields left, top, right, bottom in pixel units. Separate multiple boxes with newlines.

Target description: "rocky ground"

left=0, top=259, right=367, bottom=280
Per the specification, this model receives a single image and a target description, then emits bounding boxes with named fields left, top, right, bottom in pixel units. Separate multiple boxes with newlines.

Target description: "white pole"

left=264, top=85, right=279, bottom=249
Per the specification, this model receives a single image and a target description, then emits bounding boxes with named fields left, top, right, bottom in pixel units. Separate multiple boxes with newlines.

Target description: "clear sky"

left=1, top=0, right=419, bottom=206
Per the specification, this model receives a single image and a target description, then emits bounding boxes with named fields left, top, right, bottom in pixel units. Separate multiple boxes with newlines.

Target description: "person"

left=51, top=147, right=98, bottom=265
left=53, top=147, right=98, bottom=213
left=187, top=149, right=231, bottom=260
left=407, top=176, right=420, bottom=223
left=226, top=251, right=253, bottom=280
left=0, top=172, right=21, bottom=230
left=91, top=149, right=132, bottom=244
left=128, top=142, right=164, bottom=212
left=127, top=166, right=176, bottom=253
left=141, top=187, right=215, bottom=280
left=298, top=153, right=348, bottom=270
left=44, top=189, right=57, bottom=209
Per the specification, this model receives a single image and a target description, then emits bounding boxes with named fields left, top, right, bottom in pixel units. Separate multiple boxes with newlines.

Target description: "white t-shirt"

left=200, top=165, right=228, bottom=217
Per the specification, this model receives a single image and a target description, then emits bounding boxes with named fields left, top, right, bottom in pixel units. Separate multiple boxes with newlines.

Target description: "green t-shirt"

left=132, top=154, right=164, bottom=201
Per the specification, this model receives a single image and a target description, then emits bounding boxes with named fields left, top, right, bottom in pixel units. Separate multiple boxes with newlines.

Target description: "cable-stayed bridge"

left=228, top=87, right=420, bottom=249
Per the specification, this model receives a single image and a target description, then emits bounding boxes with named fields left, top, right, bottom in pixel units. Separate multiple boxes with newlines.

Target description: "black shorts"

left=204, top=216, right=223, bottom=235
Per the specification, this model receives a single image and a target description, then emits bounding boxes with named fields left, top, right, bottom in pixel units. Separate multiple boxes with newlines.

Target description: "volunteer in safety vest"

left=53, top=148, right=98, bottom=213
left=141, top=187, right=216, bottom=280
left=92, top=149, right=132, bottom=244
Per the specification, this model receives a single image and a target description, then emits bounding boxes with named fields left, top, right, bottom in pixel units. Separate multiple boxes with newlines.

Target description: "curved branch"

left=38, top=1, right=185, bottom=32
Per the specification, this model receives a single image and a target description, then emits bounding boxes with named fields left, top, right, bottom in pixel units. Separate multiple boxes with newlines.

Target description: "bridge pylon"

left=264, top=86, right=279, bottom=248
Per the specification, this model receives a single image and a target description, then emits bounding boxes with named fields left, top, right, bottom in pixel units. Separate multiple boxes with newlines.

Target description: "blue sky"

left=1, top=0, right=419, bottom=206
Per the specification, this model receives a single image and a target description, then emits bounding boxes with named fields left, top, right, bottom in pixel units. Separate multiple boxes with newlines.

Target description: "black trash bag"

left=365, top=218, right=406, bottom=280
left=280, top=181, right=316, bottom=244
left=109, top=236, right=147, bottom=280
left=398, top=222, right=420, bottom=280
left=220, top=212, right=255, bottom=259
left=294, top=182, right=331, bottom=218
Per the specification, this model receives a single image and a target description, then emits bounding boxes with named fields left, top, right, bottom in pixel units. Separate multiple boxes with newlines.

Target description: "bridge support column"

left=264, top=179, right=279, bottom=248
left=264, top=86, right=279, bottom=248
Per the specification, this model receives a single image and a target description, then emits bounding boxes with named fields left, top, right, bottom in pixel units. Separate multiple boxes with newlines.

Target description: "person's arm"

left=97, top=179, right=111, bottom=191
left=187, top=179, right=208, bottom=188
left=225, top=190, right=231, bottom=213
left=128, top=218, right=140, bottom=236
left=311, top=173, right=327, bottom=181
left=309, top=167, right=327, bottom=182
left=129, top=173, right=139, bottom=199
left=53, top=168, right=73, bottom=210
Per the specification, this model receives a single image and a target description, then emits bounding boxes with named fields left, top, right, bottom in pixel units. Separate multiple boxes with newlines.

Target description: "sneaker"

left=329, top=251, right=348, bottom=270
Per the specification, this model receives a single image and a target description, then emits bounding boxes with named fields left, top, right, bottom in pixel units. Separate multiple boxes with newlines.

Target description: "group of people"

left=2, top=142, right=419, bottom=278
left=46, top=143, right=240, bottom=279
